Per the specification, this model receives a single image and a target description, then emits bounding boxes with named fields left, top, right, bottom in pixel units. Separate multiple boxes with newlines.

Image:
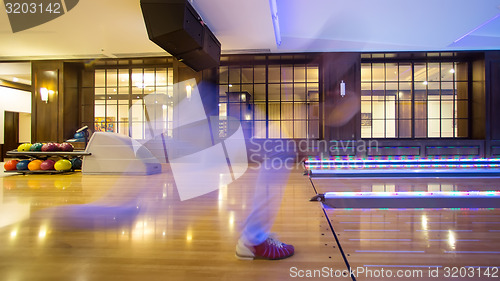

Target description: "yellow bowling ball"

left=28, top=159, right=43, bottom=171
left=17, top=143, right=32, bottom=152
left=54, top=159, right=72, bottom=171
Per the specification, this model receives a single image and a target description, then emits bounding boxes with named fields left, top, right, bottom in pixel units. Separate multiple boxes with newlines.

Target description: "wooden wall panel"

left=321, top=53, right=361, bottom=142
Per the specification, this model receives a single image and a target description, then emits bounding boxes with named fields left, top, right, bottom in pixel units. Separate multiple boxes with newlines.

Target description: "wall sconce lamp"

left=340, top=80, right=346, bottom=97
left=40, top=87, right=54, bottom=103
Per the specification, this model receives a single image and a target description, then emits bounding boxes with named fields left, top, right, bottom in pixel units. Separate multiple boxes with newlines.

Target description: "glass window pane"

left=428, top=63, right=440, bottom=82
left=254, top=65, right=266, bottom=83
left=241, top=67, right=253, bottom=83
left=295, top=83, right=306, bottom=101
left=254, top=103, right=266, bottom=120
left=156, top=69, right=167, bottom=86
left=372, top=99, right=385, bottom=119
left=269, top=121, right=280, bottom=138
left=294, top=120, right=307, bottom=138
left=95, top=69, right=106, bottom=87
left=385, top=63, right=398, bottom=81
left=268, top=102, right=280, bottom=120
left=457, top=100, right=468, bottom=118
left=441, top=63, right=455, bottom=81
left=398, top=120, right=412, bottom=138
left=385, top=119, right=396, bottom=137
left=254, top=121, right=266, bottom=138
left=229, top=67, right=241, bottom=84
left=398, top=101, right=412, bottom=119
left=307, top=66, right=319, bottom=82
left=372, top=63, right=384, bottom=81
left=219, top=66, right=228, bottom=84
left=428, top=101, right=440, bottom=118
left=268, top=84, right=280, bottom=101
left=307, top=83, right=319, bottom=101
left=281, top=65, right=293, bottom=83
left=268, top=66, right=280, bottom=83
left=441, top=119, right=454, bottom=137
left=456, top=119, right=468, bottom=137
left=441, top=100, right=454, bottom=118
left=361, top=63, right=371, bottom=82
left=456, top=82, right=468, bottom=99
left=414, top=119, right=427, bottom=138
left=361, top=101, right=371, bottom=115
left=414, top=63, right=426, bottom=82
left=281, top=103, right=293, bottom=120
left=144, top=69, right=155, bottom=87
left=294, top=65, right=306, bottom=82
left=281, top=84, right=293, bottom=101
left=415, top=100, right=427, bottom=119
left=428, top=119, right=440, bottom=137
left=294, top=103, right=307, bottom=119
left=281, top=121, right=293, bottom=138
left=372, top=120, right=385, bottom=138
left=106, top=69, right=118, bottom=87
left=399, top=63, right=412, bottom=82
left=254, top=84, right=266, bottom=101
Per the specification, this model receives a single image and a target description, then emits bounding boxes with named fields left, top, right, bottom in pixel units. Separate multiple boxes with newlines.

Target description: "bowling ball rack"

left=5, top=150, right=91, bottom=175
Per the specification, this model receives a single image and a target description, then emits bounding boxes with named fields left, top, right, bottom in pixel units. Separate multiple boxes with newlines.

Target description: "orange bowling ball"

left=4, top=159, right=19, bottom=171
left=28, top=159, right=43, bottom=171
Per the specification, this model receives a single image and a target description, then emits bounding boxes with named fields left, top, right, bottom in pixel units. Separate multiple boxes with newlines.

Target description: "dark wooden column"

left=32, top=61, right=82, bottom=143
left=321, top=52, right=361, bottom=142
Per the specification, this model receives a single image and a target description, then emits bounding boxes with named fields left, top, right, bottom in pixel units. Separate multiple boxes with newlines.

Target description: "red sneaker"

left=236, top=237, right=294, bottom=260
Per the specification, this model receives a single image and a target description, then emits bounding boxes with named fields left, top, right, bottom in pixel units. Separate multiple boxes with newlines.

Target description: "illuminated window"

left=94, top=59, right=174, bottom=140
left=218, top=56, right=320, bottom=139
left=361, top=55, right=469, bottom=139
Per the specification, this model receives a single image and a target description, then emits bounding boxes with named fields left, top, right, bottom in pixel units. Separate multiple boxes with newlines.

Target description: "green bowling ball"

left=29, top=143, right=44, bottom=151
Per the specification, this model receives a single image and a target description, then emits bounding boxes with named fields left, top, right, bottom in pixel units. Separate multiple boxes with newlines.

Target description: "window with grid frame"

left=94, top=64, right=174, bottom=140
left=218, top=58, right=320, bottom=139
left=361, top=59, right=469, bottom=139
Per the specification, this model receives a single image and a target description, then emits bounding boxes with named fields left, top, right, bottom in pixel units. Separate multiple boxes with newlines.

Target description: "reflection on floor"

left=1, top=162, right=499, bottom=281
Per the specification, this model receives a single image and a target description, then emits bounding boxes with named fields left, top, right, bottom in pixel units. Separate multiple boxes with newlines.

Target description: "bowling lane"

left=312, top=177, right=500, bottom=280
left=325, top=208, right=500, bottom=281
left=0, top=164, right=349, bottom=281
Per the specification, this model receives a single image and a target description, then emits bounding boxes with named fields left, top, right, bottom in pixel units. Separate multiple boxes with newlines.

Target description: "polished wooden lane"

left=312, top=177, right=500, bottom=281
left=0, top=164, right=349, bottom=281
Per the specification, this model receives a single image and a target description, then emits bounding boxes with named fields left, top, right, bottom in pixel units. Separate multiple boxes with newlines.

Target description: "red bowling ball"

left=40, top=159, right=56, bottom=170
left=42, top=143, right=59, bottom=152
left=59, top=142, right=74, bottom=152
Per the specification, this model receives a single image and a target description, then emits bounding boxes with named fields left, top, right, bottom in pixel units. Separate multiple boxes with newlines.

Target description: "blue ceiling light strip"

left=269, top=0, right=281, bottom=46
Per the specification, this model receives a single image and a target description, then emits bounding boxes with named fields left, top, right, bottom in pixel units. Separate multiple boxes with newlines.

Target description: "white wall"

left=0, top=86, right=31, bottom=144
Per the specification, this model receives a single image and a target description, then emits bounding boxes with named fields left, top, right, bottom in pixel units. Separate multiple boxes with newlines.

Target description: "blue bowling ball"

left=16, top=160, right=31, bottom=170
left=74, top=132, right=84, bottom=139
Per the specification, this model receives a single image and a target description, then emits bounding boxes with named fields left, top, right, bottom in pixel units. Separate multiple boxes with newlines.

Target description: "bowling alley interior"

left=1, top=1, right=500, bottom=280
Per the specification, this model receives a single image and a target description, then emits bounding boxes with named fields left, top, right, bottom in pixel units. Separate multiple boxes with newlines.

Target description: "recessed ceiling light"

left=13, top=77, right=19, bottom=82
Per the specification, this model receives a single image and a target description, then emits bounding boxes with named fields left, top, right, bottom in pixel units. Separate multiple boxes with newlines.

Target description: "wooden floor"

left=1, top=164, right=499, bottom=280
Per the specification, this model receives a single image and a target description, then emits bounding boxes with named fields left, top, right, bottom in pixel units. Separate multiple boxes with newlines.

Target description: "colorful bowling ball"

left=59, top=143, right=74, bottom=152
left=71, top=157, right=82, bottom=170
left=40, top=159, right=56, bottom=170
left=16, top=160, right=30, bottom=170
left=28, top=159, right=43, bottom=171
left=17, top=143, right=32, bottom=152
left=74, top=132, right=84, bottom=139
left=42, top=142, right=59, bottom=152
left=29, top=143, right=44, bottom=151
left=4, top=159, right=19, bottom=171
left=54, top=159, right=72, bottom=171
